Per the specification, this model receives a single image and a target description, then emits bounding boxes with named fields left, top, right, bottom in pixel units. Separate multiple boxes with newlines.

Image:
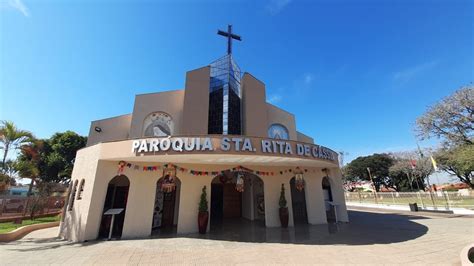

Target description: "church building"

left=59, top=25, right=348, bottom=242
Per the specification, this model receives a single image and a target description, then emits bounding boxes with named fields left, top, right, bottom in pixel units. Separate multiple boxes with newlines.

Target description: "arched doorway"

left=322, top=176, right=335, bottom=222
left=210, top=171, right=265, bottom=229
left=98, top=175, right=130, bottom=239
left=151, top=168, right=181, bottom=235
left=290, top=177, right=308, bottom=225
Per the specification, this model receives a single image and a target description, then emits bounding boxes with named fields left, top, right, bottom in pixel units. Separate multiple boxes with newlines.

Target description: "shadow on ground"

left=155, top=210, right=429, bottom=245
left=1, top=210, right=430, bottom=252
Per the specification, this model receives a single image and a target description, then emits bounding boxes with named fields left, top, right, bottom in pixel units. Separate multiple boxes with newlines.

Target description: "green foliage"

left=0, top=120, right=33, bottom=173
left=0, top=215, right=60, bottom=234
left=416, top=85, right=473, bottom=146
left=435, top=144, right=474, bottom=188
left=0, top=173, right=9, bottom=184
left=199, top=186, right=208, bottom=212
left=45, top=131, right=87, bottom=183
left=15, top=131, right=86, bottom=184
left=279, top=183, right=287, bottom=208
left=345, top=153, right=394, bottom=191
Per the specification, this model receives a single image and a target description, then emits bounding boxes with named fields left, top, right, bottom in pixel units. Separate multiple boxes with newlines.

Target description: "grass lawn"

left=0, top=215, right=60, bottom=234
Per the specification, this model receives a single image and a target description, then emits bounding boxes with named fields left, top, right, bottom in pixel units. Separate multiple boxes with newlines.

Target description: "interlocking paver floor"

left=1, top=208, right=473, bottom=265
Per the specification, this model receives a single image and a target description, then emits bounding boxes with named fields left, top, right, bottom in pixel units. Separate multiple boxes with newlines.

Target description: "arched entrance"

left=322, top=176, right=335, bottom=222
left=151, top=169, right=181, bottom=235
left=210, top=171, right=264, bottom=229
left=98, top=175, right=130, bottom=239
left=290, top=177, right=308, bottom=225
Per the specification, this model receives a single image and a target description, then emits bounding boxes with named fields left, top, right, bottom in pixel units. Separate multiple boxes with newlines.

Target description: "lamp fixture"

left=294, top=167, right=305, bottom=191
left=94, top=126, right=102, bottom=133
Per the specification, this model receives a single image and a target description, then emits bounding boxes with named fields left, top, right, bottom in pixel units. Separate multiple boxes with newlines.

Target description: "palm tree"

left=0, top=120, right=33, bottom=173
left=15, top=141, right=43, bottom=217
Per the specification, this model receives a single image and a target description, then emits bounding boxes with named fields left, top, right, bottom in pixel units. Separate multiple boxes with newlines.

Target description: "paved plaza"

left=1, top=208, right=473, bottom=265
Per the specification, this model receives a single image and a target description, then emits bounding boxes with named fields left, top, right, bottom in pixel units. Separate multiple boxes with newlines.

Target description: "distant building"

left=2, top=186, right=36, bottom=196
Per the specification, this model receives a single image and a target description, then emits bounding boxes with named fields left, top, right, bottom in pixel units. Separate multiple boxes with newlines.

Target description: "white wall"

left=328, top=167, right=349, bottom=222
left=62, top=149, right=348, bottom=242
left=242, top=179, right=253, bottom=220
left=305, top=171, right=330, bottom=224
left=60, top=145, right=102, bottom=242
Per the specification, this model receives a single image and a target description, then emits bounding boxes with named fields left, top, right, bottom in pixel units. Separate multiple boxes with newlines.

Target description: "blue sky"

left=1, top=0, right=473, bottom=166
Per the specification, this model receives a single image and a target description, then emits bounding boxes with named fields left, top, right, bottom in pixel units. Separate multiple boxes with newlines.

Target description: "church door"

left=223, top=183, right=241, bottom=218
left=290, top=178, right=308, bottom=224
left=161, top=191, right=176, bottom=228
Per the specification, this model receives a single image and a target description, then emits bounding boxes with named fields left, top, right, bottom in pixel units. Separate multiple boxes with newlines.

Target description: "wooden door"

left=211, top=184, right=223, bottom=223
left=161, top=191, right=176, bottom=228
left=223, top=184, right=241, bottom=218
left=290, top=181, right=307, bottom=224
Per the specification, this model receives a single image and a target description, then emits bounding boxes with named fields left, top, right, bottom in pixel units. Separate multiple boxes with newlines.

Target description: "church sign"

left=131, top=136, right=338, bottom=163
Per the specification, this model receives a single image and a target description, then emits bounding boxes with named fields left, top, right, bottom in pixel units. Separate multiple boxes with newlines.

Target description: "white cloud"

left=393, top=60, right=438, bottom=83
left=2, top=0, right=30, bottom=17
left=265, top=0, right=292, bottom=15
left=268, top=94, right=282, bottom=104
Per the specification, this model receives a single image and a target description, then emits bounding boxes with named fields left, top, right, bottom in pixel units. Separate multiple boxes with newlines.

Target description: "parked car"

left=3, top=199, right=25, bottom=213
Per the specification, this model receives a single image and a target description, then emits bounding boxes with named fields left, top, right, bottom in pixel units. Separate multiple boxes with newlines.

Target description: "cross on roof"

left=217, top=25, right=242, bottom=55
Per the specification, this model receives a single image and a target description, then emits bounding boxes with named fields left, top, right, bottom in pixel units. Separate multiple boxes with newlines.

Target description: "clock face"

left=143, top=112, right=174, bottom=137
left=268, top=124, right=289, bottom=140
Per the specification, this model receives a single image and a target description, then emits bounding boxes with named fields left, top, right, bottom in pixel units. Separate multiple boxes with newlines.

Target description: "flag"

left=430, top=156, right=438, bottom=171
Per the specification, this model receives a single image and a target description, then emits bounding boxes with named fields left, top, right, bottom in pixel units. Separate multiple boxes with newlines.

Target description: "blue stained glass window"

left=268, top=124, right=289, bottom=140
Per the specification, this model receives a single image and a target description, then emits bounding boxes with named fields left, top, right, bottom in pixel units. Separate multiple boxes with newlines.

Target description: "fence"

left=345, top=190, right=474, bottom=210
left=0, top=195, right=66, bottom=219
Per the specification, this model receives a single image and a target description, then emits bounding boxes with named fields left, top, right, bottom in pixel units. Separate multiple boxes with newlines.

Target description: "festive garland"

left=117, top=160, right=314, bottom=176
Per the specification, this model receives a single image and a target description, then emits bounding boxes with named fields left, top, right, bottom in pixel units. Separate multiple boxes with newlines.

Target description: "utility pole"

left=367, top=167, right=378, bottom=204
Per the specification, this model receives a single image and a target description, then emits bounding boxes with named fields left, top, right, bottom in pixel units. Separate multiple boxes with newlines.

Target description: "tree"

left=43, top=131, right=87, bottom=183
left=435, top=144, right=474, bottom=188
left=341, top=165, right=360, bottom=191
left=415, top=86, right=474, bottom=188
left=15, top=131, right=87, bottom=185
left=1, top=160, right=18, bottom=187
left=416, top=86, right=474, bottom=146
left=0, top=120, right=33, bottom=172
left=389, top=152, right=433, bottom=191
left=345, top=153, right=394, bottom=191
left=15, top=140, right=44, bottom=197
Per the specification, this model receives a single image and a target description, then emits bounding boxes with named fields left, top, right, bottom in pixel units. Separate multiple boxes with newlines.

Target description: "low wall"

left=0, top=221, right=59, bottom=242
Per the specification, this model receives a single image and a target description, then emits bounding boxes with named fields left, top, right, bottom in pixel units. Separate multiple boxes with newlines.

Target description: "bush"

left=279, top=184, right=287, bottom=208
left=198, top=186, right=208, bottom=212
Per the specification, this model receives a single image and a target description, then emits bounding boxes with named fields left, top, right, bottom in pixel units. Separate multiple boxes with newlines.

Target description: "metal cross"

left=217, top=25, right=242, bottom=55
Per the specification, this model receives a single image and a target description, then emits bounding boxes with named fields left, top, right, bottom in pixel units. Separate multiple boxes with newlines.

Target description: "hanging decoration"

left=235, top=171, right=245, bottom=192
left=117, top=161, right=127, bottom=175
left=117, top=161, right=314, bottom=177
left=294, top=167, right=305, bottom=191
left=160, top=166, right=177, bottom=193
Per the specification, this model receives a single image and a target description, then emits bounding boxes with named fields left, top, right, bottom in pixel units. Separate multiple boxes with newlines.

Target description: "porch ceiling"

left=105, top=154, right=338, bottom=168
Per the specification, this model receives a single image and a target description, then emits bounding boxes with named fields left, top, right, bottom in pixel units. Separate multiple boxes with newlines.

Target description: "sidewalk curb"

left=0, top=221, right=59, bottom=242
left=346, top=202, right=474, bottom=215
